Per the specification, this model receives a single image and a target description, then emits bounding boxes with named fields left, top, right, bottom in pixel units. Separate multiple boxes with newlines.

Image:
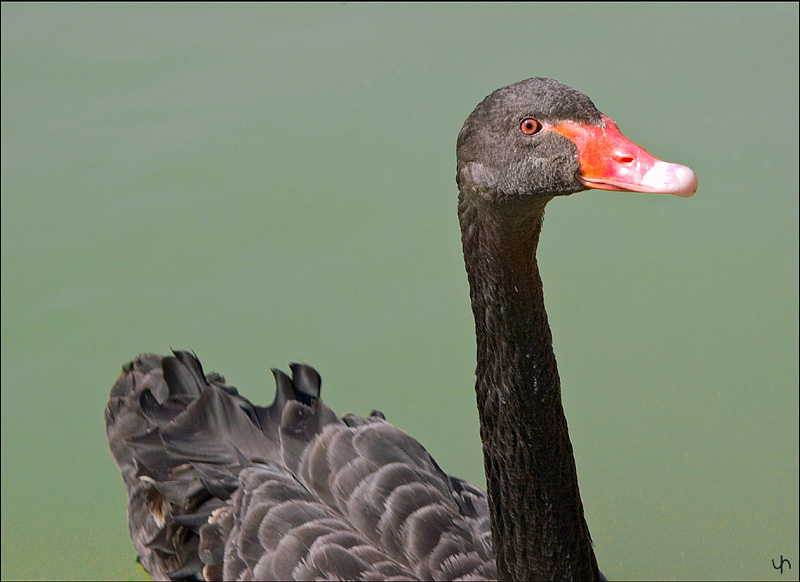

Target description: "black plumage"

left=106, top=352, right=496, bottom=580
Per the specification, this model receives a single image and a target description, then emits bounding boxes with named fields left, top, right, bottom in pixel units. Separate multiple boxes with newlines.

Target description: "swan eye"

left=520, top=118, right=541, bottom=135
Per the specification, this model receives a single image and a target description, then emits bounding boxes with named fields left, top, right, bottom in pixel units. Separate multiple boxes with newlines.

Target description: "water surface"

left=2, top=4, right=797, bottom=580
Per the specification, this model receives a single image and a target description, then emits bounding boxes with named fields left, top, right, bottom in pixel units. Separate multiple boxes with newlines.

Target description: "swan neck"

left=458, top=192, right=600, bottom=581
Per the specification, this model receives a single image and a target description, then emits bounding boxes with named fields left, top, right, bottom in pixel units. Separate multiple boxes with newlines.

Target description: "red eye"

left=520, top=118, right=541, bottom=135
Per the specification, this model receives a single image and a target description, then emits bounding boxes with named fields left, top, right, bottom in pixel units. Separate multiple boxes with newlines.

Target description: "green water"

left=2, top=3, right=797, bottom=581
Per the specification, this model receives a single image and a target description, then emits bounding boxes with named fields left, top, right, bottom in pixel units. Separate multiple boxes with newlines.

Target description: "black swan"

left=105, top=77, right=697, bottom=581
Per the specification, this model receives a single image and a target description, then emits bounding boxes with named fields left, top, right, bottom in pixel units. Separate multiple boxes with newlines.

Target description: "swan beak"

left=551, top=114, right=698, bottom=197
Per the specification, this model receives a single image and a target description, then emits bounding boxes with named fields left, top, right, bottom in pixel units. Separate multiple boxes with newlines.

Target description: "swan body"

left=106, top=78, right=696, bottom=581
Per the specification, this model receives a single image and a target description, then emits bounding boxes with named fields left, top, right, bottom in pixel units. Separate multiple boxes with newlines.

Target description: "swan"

left=105, top=77, right=697, bottom=581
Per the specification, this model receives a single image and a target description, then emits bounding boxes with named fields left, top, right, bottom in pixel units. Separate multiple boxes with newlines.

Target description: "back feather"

left=105, top=351, right=497, bottom=581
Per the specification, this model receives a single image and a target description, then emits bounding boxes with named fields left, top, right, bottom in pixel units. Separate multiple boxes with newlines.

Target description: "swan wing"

left=105, top=351, right=497, bottom=580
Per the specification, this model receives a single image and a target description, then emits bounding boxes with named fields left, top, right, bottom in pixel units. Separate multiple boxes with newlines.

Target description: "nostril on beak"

left=616, top=155, right=635, bottom=164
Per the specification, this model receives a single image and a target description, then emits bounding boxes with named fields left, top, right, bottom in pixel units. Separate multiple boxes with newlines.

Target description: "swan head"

left=456, top=77, right=697, bottom=202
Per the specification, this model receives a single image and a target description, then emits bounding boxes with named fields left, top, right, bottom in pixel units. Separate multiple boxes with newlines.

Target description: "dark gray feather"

left=106, top=351, right=497, bottom=580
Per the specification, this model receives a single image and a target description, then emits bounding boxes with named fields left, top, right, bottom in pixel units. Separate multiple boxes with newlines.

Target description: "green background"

left=2, top=3, right=797, bottom=581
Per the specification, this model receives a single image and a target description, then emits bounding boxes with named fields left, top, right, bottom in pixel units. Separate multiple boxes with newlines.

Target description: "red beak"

left=550, top=114, right=698, bottom=197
